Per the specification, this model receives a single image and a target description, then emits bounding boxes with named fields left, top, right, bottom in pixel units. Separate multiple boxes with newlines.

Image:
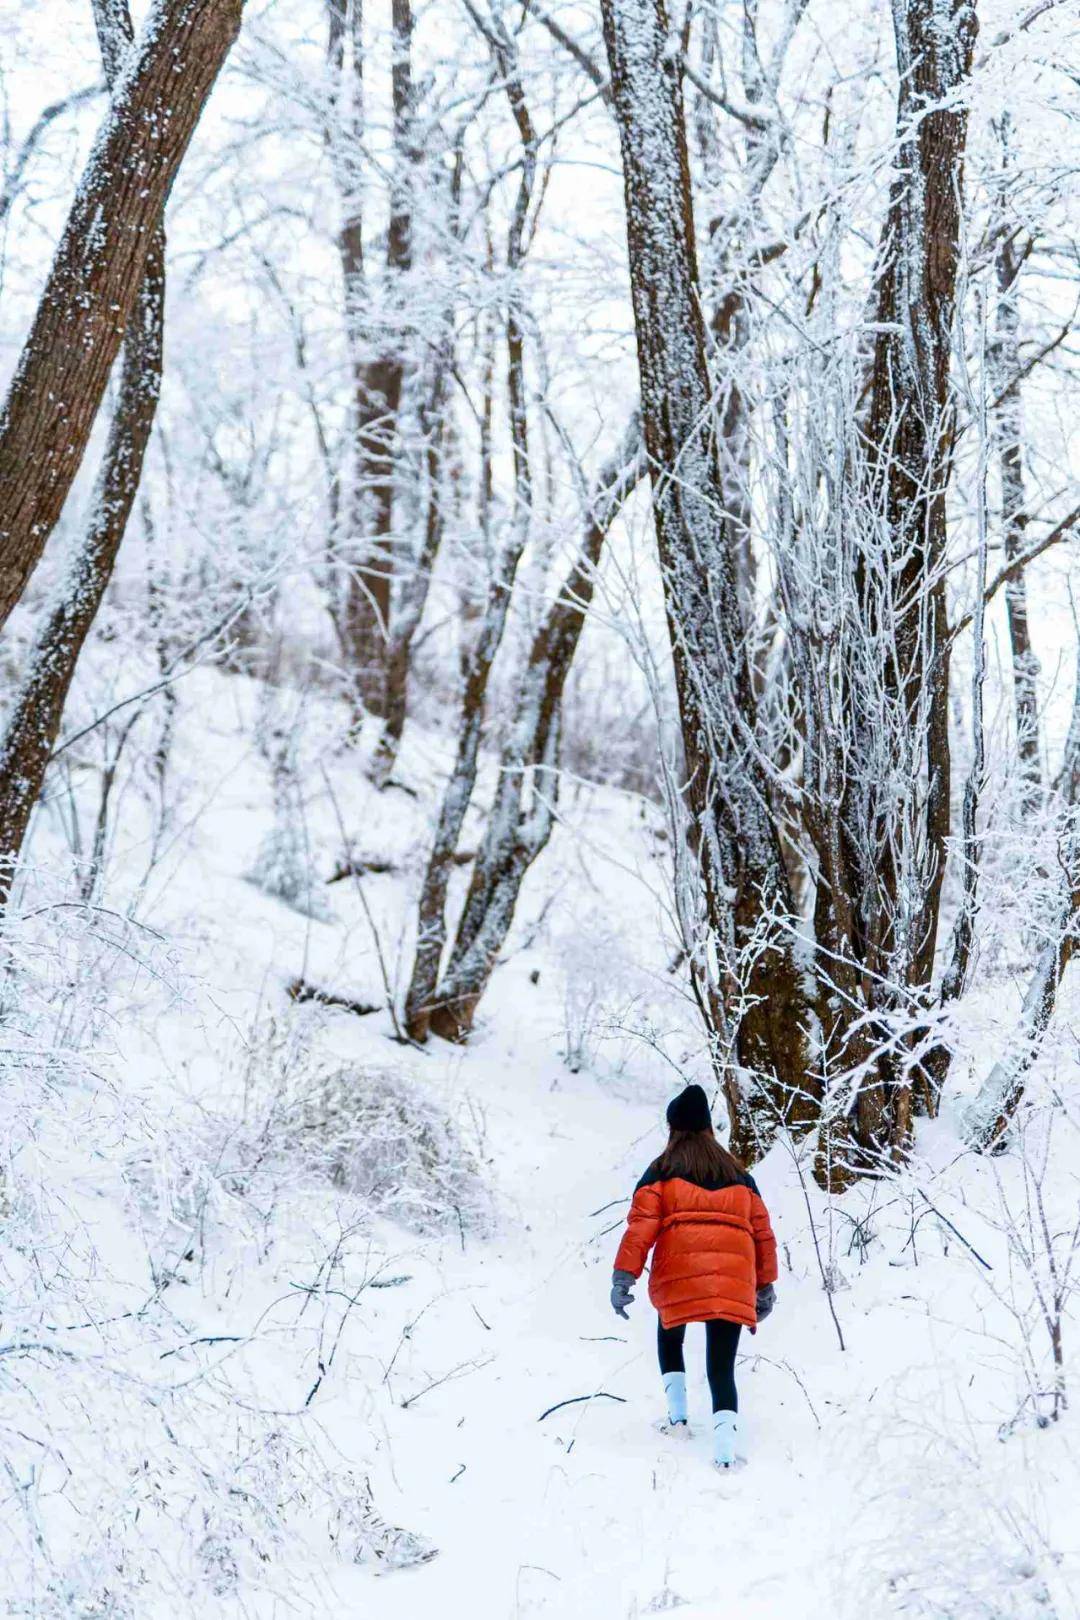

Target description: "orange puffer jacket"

left=614, top=1166, right=778, bottom=1330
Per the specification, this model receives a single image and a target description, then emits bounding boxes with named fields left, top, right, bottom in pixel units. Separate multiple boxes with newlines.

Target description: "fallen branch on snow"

left=537, top=1391, right=627, bottom=1422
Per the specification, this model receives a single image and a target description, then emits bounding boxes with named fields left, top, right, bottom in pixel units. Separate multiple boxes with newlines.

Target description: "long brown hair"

left=653, top=1127, right=746, bottom=1187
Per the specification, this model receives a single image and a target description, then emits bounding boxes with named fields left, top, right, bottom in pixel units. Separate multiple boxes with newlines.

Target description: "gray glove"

left=611, top=1269, right=636, bottom=1319
left=756, top=1283, right=776, bottom=1323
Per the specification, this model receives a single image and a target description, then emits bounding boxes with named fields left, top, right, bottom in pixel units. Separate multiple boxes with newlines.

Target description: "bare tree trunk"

left=329, top=0, right=415, bottom=718
left=372, top=356, right=451, bottom=776
left=968, top=654, right=1080, bottom=1148
left=403, top=6, right=537, bottom=1041
left=821, top=0, right=976, bottom=1170
left=425, top=419, right=644, bottom=1040
left=0, top=0, right=175, bottom=907
left=372, top=138, right=464, bottom=780
left=0, top=0, right=242, bottom=632
left=401, top=331, right=529, bottom=1041
left=922, top=382, right=991, bottom=1101
left=992, top=118, right=1042, bottom=811
left=600, top=0, right=815, bottom=1161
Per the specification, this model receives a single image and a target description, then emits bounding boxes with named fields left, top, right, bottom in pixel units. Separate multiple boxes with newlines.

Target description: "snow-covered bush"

left=293, top=1063, right=491, bottom=1234
left=841, top=1421, right=1069, bottom=1620
left=0, top=910, right=446, bottom=1613
left=125, top=1014, right=491, bottom=1265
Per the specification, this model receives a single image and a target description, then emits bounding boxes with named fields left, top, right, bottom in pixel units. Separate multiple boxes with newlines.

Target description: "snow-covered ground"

left=3, top=669, right=1079, bottom=1618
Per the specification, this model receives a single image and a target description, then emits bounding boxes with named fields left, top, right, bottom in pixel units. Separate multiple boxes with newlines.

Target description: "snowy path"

left=83, top=676, right=1078, bottom=1620
left=304, top=1029, right=844, bottom=1620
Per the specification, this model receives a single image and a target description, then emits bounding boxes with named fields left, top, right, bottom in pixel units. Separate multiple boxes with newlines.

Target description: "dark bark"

left=817, top=0, right=976, bottom=1176
left=0, top=0, right=178, bottom=906
left=600, top=0, right=815, bottom=1160
left=0, top=0, right=242, bottom=632
left=332, top=0, right=416, bottom=716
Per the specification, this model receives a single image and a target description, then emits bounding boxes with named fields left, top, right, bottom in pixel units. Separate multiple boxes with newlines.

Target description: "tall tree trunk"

left=0, top=0, right=183, bottom=906
left=967, top=654, right=1080, bottom=1148
left=330, top=0, right=415, bottom=718
left=820, top=0, right=976, bottom=1172
left=0, top=0, right=242, bottom=633
left=403, top=5, right=537, bottom=1041
left=426, top=419, right=644, bottom=1040
left=600, top=0, right=815, bottom=1161
left=992, top=118, right=1042, bottom=812
left=401, top=329, right=529, bottom=1040
left=372, top=137, right=464, bottom=781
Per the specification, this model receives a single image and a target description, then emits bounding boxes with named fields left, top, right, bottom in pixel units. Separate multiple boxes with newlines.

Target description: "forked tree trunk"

left=401, top=314, right=531, bottom=1041
left=600, top=0, right=815, bottom=1161
left=403, top=8, right=537, bottom=1041
left=425, top=419, right=644, bottom=1041
left=0, top=0, right=242, bottom=632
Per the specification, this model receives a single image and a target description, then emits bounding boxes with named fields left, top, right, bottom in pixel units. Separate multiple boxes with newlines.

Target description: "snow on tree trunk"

left=402, top=300, right=532, bottom=1042
left=817, top=0, right=977, bottom=1175
left=0, top=0, right=174, bottom=906
left=327, top=0, right=417, bottom=722
left=402, top=2, right=538, bottom=1042
left=992, top=116, right=1042, bottom=813
left=968, top=655, right=1080, bottom=1148
left=372, top=142, right=465, bottom=782
left=0, top=0, right=242, bottom=632
left=599, top=0, right=815, bottom=1160
left=426, top=419, right=644, bottom=1041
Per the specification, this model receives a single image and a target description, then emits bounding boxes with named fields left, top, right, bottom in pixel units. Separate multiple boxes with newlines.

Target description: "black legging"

left=657, top=1317, right=741, bottom=1413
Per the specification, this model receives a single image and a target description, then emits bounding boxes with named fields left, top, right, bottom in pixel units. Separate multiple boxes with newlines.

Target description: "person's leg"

left=657, top=1318, right=688, bottom=1424
left=705, top=1318, right=742, bottom=1466
left=704, top=1318, right=741, bottom=1412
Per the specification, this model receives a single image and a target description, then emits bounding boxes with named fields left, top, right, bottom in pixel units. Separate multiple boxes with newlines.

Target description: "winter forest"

left=0, top=0, right=1078, bottom=1611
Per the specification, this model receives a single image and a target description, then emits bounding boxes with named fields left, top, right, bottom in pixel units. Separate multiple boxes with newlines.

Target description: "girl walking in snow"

left=610, top=1084, right=778, bottom=1469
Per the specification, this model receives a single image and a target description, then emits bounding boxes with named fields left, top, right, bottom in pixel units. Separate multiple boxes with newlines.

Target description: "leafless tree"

left=599, top=0, right=819, bottom=1159
left=0, top=0, right=243, bottom=631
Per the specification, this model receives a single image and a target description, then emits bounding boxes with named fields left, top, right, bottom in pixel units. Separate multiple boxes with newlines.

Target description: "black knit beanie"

left=666, top=1084, right=712, bottom=1134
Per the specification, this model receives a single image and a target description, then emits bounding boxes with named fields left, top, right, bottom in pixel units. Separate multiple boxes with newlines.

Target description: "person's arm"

left=614, top=1179, right=663, bottom=1278
left=747, top=1180, right=778, bottom=1287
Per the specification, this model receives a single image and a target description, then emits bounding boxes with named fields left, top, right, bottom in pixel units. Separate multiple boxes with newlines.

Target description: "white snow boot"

left=662, top=1371, right=688, bottom=1427
left=712, top=1410, right=738, bottom=1469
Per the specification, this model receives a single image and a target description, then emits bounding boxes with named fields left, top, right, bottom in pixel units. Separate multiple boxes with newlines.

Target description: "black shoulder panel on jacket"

left=635, top=1162, right=759, bottom=1195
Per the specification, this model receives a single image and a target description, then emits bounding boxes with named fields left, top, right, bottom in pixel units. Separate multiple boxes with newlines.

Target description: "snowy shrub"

left=293, top=1064, right=491, bottom=1234
left=330, top=1474, right=438, bottom=1572
left=841, top=1425, right=1068, bottom=1620
left=247, top=822, right=333, bottom=919
left=0, top=917, right=437, bottom=1614
left=124, top=1015, right=491, bottom=1259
